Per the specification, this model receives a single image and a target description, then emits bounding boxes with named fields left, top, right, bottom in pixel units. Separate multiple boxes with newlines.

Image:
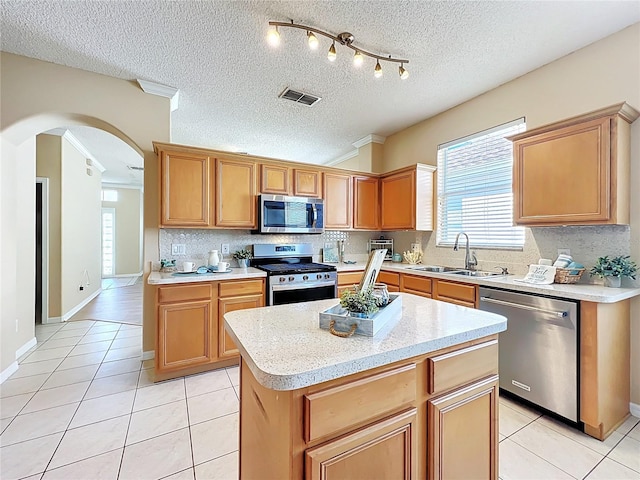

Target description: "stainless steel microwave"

left=258, top=195, right=324, bottom=234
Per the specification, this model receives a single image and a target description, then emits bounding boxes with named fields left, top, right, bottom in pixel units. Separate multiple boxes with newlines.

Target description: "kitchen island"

left=224, top=293, right=507, bottom=479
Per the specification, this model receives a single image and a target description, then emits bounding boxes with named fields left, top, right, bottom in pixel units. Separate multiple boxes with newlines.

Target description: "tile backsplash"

left=159, top=225, right=635, bottom=285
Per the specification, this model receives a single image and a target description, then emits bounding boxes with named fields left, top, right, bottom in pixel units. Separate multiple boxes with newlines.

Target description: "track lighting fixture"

left=268, top=20, right=409, bottom=80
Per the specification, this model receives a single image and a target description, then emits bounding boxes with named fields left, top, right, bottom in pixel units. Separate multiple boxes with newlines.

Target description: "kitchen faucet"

left=453, top=232, right=477, bottom=271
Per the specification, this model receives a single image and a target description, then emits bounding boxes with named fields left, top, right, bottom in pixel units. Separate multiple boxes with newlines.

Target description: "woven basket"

left=554, top=267, right=585, bottom=284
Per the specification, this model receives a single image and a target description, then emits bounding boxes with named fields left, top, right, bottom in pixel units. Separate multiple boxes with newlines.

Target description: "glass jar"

left=372, top=283, right=390, bottom=307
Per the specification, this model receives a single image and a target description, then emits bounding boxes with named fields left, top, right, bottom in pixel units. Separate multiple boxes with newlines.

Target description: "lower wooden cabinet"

left=218, top=293, right=264, bottom=358
left=428, top=375, right=499, bottom=480
left=305, top=409, right=417, bottom=480
left=337, top=271, right=364, bottom=297
left=156, top=279, right=265, bottom=380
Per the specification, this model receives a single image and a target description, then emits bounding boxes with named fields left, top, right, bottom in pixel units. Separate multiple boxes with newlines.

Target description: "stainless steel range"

left=252, top=244, right=337, bottom=306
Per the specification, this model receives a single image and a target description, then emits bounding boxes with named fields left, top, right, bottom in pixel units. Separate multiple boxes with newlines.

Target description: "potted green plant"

left=233, top=248, right=252, bottom=268
left=339, top=287, right=379, bottom=318
left=590, top=255, right=637, bottom=287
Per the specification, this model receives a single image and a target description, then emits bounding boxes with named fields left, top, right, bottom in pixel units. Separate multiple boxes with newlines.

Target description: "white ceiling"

left=2, top=1, right=639, bottom=183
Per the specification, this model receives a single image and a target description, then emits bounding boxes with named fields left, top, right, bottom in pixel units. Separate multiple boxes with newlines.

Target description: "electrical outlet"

left=221, top=244, right=230, bottom=255
left=171, top=243, right=186, bottom=255
left=557, top=248, right=571, bottom=257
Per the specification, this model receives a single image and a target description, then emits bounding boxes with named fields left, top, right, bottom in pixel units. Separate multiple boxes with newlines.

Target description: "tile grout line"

left=115, top=357, right=141, bottom=480
left=184, top=376, right=198, bottom=478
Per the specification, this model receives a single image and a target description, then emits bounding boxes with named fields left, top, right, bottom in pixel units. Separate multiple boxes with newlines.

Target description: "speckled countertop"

left=148, top=267, right=266, bottom=285
left=224, top=293, right=506, bottom=391
left=337, top=263, right=640, bottom=303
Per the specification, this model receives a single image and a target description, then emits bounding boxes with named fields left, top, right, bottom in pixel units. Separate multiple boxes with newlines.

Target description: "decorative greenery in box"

left=232, top=248, right=253, bottom=260
left=590, top=255, right=637, bottom=279
left=339, top=287, right=379, bottom=317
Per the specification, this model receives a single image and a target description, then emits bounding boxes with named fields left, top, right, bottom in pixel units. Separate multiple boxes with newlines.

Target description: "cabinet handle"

left=329, top=320, right=357, bottom=338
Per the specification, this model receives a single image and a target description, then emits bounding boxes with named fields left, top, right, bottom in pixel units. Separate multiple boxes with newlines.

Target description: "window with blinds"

left=436, top=119, right=526, bottom=249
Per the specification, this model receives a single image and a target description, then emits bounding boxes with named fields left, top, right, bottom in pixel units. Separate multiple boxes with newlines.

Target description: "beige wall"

left=333, top=141, right=385, bottom=173
left=102, top=187, right=143, bottom=275
left=384, top=23, right=640, bottom=405
left=0, top=52, right=170, bottom=377
left=36, top=135, right=63, bottom=317
left=61, top=138, right=102, bottom=313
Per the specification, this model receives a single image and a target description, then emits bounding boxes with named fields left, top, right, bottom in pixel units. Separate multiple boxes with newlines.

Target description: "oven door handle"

left=272, top=280, right=336, bottom=292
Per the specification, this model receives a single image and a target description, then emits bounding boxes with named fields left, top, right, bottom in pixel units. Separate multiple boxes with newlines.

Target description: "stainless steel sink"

left=447, top=270, right=504, bottom=277
left=406, top=265, right=460, bottom=272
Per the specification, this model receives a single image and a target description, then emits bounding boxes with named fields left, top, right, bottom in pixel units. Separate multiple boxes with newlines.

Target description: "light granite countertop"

left=224, top=293, right=507, bottom=391
left=337, top=263, right=640, bottom=303
left=148, top=267, right=266, bottom=285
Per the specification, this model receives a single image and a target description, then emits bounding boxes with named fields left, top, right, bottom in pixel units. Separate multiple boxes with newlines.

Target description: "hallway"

left=68, top=277, right=143, bottom=326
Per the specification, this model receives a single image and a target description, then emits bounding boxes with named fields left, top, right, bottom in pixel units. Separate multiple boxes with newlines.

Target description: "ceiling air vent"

left=279, top=88, right=322, bottom=107
left=127, top=165, right=144, bottom=171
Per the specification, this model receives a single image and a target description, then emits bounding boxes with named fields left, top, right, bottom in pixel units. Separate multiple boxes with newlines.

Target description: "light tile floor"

left=1, top=319, right=639, bottom=479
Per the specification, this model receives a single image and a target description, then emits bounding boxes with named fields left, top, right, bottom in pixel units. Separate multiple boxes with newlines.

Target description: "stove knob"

left=317, top=274, right=322, bottom=280
left=289, top=276, right=295, bottom=282
left=303, top=275, right=309, bottom=281
left=324, top=274, right=330, bottom=279
left=279, top=277, right=286, bottom=283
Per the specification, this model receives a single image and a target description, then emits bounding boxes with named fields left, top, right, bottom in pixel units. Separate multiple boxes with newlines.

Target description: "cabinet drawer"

left=338, top=271, right=363, bottom=286
left=158, top=284, right=213, bottom=304
left=436, top=280, right=476, bottom=303
left=378, top=271, right=400, bottom=287
left=402, top=275, right=432, bottom=294
left=304, top=364, right=416, bottom=443
left=219, top=279, right=264, bottom=298
left=427, top=340, right=498, bottom=394
left=404, top=288, right=431, bottom=299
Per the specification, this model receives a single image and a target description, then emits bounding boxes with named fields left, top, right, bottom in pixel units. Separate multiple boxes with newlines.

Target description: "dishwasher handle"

left=480, top=296, right=568, bottom=318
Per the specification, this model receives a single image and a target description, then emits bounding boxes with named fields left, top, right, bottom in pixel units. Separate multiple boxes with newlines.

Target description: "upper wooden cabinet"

left=159, top=150, right=214, bottom=227
left=260, top=164, right=290, bottom=195
left=510, top=103, right=639, bottom=226
left=294, top=169, right=322, bottom=198
left=215, top=158, right=257, bottom=228
left=353, top=176, right=380, bottom=230
left=380, top=164, right=435, bottom=231
left=323, top=172, right=352, bottom=229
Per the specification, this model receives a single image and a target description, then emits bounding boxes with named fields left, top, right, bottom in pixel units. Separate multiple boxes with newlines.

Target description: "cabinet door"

left=216, top=159, right=257, bottom=228
left=160, top=151, right=213, bottom=227
left=513, top=117, right=611, bottom=225
left=305, top=409, right=417, bottom=480
left=428, top=376, right=498, bottom=480
left=380, top=170, right=416, bottom=230
left=157, top=300, right=215, bottom=371
left=260, top=164, right=290, bottom=195
left=293, top=169, right=322, bottom=198
left=324, top=173, right=352, bottom=229
left=218, top=294, right=264, bottom=359
left=353, top=176, right=380, bottom=230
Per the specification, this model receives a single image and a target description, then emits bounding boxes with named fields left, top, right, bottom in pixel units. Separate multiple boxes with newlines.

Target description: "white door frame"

left=36, top=177, right=51, bottom=324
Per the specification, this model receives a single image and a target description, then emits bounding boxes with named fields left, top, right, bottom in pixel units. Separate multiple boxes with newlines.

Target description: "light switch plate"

left=171, top=243, right=186, bottom=255
left=557, top=248, right=571, bottom=257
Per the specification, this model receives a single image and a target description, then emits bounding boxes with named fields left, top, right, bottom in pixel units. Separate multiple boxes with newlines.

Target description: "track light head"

left=399, top=63, right=409, bottom=80
left=353, top=50, right=363, bottom=67
left=327, top=42, right=337, bottom=62
left=374, top=60, right=383, bottom=78
left=307, top=31, right=319, bottom=50
left=267, top=26, right=280, bottom=47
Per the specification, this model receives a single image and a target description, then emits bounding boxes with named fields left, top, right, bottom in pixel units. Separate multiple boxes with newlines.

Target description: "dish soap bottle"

left=208, top=250, right=220, bottom=267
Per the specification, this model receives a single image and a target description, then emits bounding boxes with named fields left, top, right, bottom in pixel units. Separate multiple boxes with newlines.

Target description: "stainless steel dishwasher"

left=478, top=287, right=579, bottom=422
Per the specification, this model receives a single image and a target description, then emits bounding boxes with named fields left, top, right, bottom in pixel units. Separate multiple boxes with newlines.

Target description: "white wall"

left=61, top=137, right=102, bottom=313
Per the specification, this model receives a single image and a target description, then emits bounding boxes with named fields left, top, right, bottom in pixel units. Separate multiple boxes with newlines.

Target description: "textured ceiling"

left=2, top=1, right=639, bottom=183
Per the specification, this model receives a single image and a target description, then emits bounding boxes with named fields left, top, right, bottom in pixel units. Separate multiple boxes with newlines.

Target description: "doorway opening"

left=35, top=177, right=50, bottom=325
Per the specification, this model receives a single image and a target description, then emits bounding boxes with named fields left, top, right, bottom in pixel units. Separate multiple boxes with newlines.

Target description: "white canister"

left=208, top=250, right=220, bottom=266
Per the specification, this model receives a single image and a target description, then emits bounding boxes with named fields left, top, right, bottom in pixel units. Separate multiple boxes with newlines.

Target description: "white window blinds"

left=437, top=119, right=526, bottom=249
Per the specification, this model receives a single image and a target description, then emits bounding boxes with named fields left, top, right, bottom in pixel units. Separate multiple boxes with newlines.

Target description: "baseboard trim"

left=62, top=288, right=102, bottom=322
left=103, top=272, right=143, bottom=278
left=630, top=402, right=640, bottom=418
left=0, top=362, right=19, bottom=384
left=142, top=350, right=155, bottom=361
left=45, top=316, right=63, bottom=324
left=16, top=337, right=37, bottom=359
